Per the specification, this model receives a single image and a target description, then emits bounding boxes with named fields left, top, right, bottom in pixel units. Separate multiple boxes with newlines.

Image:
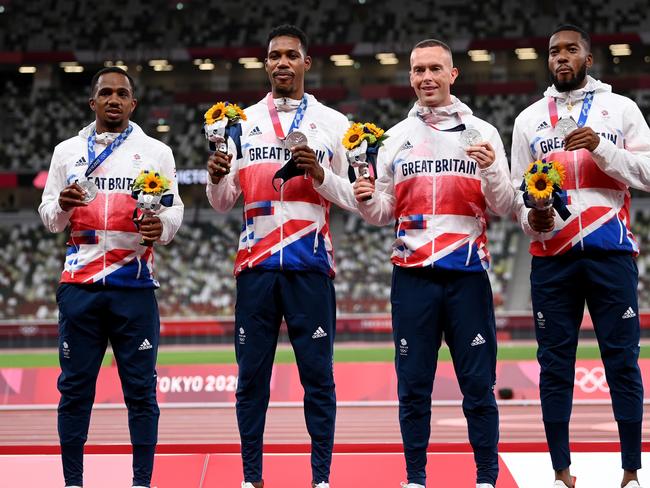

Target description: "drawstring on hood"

left=409, top=96, right=474, bottom=130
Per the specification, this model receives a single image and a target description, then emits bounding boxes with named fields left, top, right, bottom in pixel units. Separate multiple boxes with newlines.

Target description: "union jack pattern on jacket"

left=206, top=93, right=356, bottom=277
left=39, top=122, right=184, bottom=287
left=358, top=97, right=514, bottom=271
left=511, top=76, right=650, bottom=256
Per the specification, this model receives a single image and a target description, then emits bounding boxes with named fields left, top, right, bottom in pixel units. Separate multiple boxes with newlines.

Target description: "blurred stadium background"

left=1, top=0, right=650, bottom=346
left=1, top=2, right=650, bottom=485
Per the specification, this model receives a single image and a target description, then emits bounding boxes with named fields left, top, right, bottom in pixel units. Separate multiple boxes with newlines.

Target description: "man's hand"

left=136, top=215, right=163, bottom=245
left=207, top=152, right=233, bottom=184
left=292, top=144, right=324, bottom=184
left=528, top=208, right=555, bottom=233
left=58, top=183, right=88, bottom=211
left=353, top=176, right=375, bottom=203
left=564, top=127, right=600, bottom=152
left=466, top=141, right=496, bottom=169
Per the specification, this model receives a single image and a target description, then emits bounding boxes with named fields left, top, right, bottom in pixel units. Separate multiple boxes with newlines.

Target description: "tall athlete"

left=511, top=24, right=649, bottom=488
left=39, top=67, right=183, bottom=488
left=353, top=39, right=514, bottom=488
left=206, top=24, right=356, bottom=488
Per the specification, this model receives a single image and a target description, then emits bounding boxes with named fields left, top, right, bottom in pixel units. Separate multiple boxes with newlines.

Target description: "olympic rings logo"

left=574, top=366, right=609, bottom=393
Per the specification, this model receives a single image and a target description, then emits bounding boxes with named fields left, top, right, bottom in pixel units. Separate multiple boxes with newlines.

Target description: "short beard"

left=551, top=64, right=588, bottom=92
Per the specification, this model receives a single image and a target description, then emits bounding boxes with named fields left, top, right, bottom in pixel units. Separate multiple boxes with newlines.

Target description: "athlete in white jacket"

left=205, top=25, right=355, bottom=488
left=354, top=39, right=514, bottom=488
left=39, top=67, right=183, bottom=488
left=510, top=24, right=648, bottom=488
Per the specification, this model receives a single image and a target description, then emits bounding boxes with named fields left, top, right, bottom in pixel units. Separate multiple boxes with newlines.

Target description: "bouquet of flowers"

left=131, top=169, right=174, bottom=246
left=203, top=101, right=246, bottom=153
left=343, top=122, right=388, bottom=186
left=521, top=159, right=570, bottom=220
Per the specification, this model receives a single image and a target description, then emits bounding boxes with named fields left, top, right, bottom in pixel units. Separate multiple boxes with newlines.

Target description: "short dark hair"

left=551, top=24, right=591, bottom=50
left=413, top=38, right=452, bottom=53
left=267, top=24, right=309, bottom=55
left=90, top=67, right=136, bottom=97
left=411, top=39, right=454, bottom=65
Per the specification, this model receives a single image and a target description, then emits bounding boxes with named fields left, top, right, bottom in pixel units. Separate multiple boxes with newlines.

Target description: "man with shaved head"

left=353, top=38, right=514, bottom=488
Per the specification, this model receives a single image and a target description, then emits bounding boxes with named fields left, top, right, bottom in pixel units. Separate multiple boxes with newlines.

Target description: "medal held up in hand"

left=77, top=179, right=98, bottom=203
left=272, top=131, right=310, bottom=191
left=556, top=117, right=578, bottom=139
left=459, top=128, right=483, bottom=149
left=284, top=130, right=308, bottom=148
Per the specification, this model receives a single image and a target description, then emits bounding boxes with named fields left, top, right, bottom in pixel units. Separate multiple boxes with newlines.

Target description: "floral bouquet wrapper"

left=520, top=159, right=571, bottom=220
left=203, top=101, right=246, bottom=153
left=343, top=122, right=388, bottom=186
left=131, top=169, right=174, bottom=246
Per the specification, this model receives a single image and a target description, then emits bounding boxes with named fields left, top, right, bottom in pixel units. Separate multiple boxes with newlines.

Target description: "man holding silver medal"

left=39, top=67, right=183, bottom=488
left=206, top=25, right=357, bottom=488
left=353, top=39, right=513, bottom=488
left=510, top=24, right=650, bottom=488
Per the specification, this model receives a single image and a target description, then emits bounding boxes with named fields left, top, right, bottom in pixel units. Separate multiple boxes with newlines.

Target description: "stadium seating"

left=2, top=0, right=650, bottom=51
left=0, top=211, right=525, bottom=319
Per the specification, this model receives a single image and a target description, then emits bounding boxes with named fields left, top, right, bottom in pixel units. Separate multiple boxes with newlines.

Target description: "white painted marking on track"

left=502, top=453, right=650, bottom=487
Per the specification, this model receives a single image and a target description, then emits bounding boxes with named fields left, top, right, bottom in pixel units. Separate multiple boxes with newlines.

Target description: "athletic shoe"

left=312, top=483, right=330, bottom=488
left=242, top=483, right=264, bottom=488
left=477, top=484, right=495, bottom=488
left=623, top=482, right=642, bottom=488
left=400, top=484, right=425, bottom=488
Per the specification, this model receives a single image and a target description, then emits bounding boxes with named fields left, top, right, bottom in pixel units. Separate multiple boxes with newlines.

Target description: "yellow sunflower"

left=142, top=172, right=165, bottom=194
left=363, top=122, right=384, bottom=139
left=205, top=102, right=227, bottom=124
left=528, top=172, right=554, bottom=200
left=343, top=123, right=366, bottom=150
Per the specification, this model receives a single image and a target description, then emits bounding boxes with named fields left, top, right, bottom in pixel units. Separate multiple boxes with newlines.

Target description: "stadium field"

left=2, top=342, right=648, bottom=368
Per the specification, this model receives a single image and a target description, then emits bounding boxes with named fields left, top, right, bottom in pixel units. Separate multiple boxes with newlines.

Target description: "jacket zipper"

left=572, top=150, right=584, bottom=250
left=431, top=165, right=436, bottom=267
left=279, top=183, right=284, bottom=269
left=102, top=177, right=109, bottom=284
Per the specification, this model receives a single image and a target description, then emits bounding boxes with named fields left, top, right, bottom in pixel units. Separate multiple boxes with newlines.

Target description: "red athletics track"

left=1, top=404, right=649, bottom=445
left=1, top=404, right=650, bottom=487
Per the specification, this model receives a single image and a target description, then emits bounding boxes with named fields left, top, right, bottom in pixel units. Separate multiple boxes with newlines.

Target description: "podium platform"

left=2, top=443, right=649, bottom=487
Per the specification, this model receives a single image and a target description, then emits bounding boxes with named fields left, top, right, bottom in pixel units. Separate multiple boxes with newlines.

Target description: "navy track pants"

left=235, top=270, right=336, bottom=484
left=531, top=252, right=643, bottom=471
left=57, top=283, right=160, bottom=487
left=391, top=266, right=499, bottom=486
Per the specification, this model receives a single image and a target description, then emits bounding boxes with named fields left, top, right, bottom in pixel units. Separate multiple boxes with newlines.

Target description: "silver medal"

left=556, top=118, right=578, bottom=138
left=460, top=128, right=482, bottom=148
left=78, top=179, right=98, bottom=203
left=284, top=130, right=308, bottom=148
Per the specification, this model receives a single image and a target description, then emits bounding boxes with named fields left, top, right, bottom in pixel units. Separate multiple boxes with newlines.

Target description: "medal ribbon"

left=266, top=93, right=308, bottom=141
left=547, top=91, right=594, bottom=128
left=85, top=123, right=133, bottom=178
